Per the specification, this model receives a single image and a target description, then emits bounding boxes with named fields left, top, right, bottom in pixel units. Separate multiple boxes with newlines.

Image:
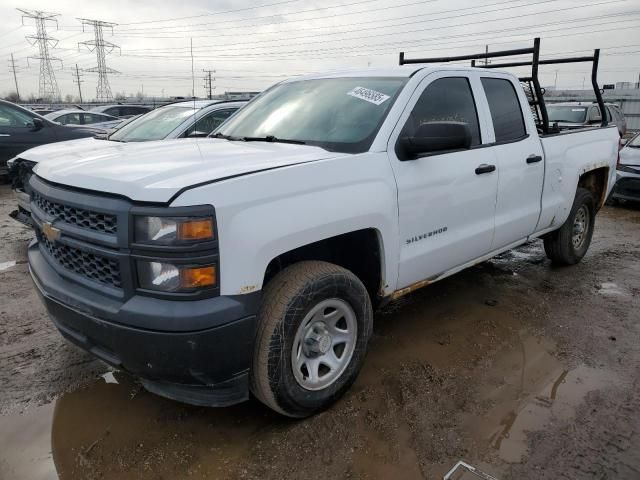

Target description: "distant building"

left=616, top=82, right=639, bottom=90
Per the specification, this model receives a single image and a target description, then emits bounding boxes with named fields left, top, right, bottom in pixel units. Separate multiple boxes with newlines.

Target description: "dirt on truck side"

left=0, top=182, right=639, bottom=480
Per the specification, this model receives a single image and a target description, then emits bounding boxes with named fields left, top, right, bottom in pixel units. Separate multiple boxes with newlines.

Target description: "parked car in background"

left=0, top=99, right=105, bottom=179
left=547, top=102, right=627, bottom=137
left=8, top=99, right=246, bottom=224
left=43, top=109, right=121, bottom=129
left=106, top=99, right=246, bottom=142
left=609, top=132, right=640, bottom=204
left=30, top=108, right=58, bottom=116
left=90, top=104, right=152, bottom=119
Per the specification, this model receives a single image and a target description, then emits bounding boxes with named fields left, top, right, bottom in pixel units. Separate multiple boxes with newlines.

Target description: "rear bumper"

left=29, top=241, right=260, bottom=407
left=612, top=170, right=640, bottom=201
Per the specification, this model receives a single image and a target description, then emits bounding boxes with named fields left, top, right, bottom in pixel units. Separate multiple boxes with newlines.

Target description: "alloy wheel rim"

left=291, top=298, right=357, bottom=391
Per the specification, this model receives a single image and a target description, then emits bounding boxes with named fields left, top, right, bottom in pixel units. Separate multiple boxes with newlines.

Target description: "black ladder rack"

left=399, top=38, right=608, bottom=134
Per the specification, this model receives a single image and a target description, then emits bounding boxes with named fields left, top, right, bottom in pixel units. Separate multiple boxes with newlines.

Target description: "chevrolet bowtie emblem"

left=42, top=222, right=61, bottom=242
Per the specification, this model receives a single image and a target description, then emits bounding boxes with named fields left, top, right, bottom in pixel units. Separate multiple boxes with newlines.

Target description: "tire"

left=543, top=187, right=595, bottom=265
left=250, top=261, right=373, bottom=417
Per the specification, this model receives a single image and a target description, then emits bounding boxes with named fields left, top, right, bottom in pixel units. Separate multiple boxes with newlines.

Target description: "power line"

left=114, top=0, right=439, bottom=34
left=114, top=14, right=640, bottom=62
left=78, top=18, right=120, bottom=101
left=114, top=0, right=552, bottom=38
left=18, top=8, right=62, bottom=101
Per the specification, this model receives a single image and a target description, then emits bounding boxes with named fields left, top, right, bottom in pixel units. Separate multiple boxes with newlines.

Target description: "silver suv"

left=547, top=102, right=627, bottom=137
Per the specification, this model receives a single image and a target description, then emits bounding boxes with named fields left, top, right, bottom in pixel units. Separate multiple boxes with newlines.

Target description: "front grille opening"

left=40, top=236, right=122, bottom=289
left=33, top=192, right=117, bottom=234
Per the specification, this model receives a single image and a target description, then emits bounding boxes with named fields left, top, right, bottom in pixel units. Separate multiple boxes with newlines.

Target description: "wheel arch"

left=578, top=166, right=609, bottom=210
left=262, top=228, right=386, bottom=306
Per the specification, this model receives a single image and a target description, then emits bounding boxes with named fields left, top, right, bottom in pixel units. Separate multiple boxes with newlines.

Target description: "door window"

left=0, top=104, right=33, bottom=127
left=184, top=108, right=237, bottom=137
left=60, top=113, right=82, bottom=125
left=481, top=78, right=526, bottom=142
left=605, top=106, right=613, bottom=122
left=400, top=77, right=481, bottom=147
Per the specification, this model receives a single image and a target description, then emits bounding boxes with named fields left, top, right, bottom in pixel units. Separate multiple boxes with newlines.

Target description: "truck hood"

left=32, top=138, right=340, bottom=202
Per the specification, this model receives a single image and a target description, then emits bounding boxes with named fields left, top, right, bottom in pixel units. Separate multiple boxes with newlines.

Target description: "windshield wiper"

left=210, top=132, right=244, bottom=141
left=211, top=132, right=306, bottom=145
left=238, top=135, right=306, bottom=145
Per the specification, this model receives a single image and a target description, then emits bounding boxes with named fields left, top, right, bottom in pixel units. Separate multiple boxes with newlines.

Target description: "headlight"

left=134, top=216, right=214, bottom=244
left=137, top=260, right=217, bottom=292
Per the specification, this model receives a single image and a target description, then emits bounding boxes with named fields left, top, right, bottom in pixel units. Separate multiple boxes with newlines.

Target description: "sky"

left=0, top=0, right=639, bottom=101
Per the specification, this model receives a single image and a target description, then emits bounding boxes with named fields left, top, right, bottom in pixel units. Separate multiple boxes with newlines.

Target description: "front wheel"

left=250, top=261, right=373, bottom=417
left=543, top=187, right=595, bottom=265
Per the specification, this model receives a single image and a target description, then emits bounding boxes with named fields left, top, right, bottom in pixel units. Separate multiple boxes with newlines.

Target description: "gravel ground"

left=0, top=182, right=638, bottom=480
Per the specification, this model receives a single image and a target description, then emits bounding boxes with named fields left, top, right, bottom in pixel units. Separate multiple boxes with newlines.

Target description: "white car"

left=9, top=100, right=246, bottom=225
left=43, top=109, right=122, bottom=130
left=610, top=132, right=640, bottom=203
left=26, top=59, right=618, bottom=417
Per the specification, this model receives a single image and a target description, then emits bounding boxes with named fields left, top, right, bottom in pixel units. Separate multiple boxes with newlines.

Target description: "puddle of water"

left=469, top=336, right=616, bottom=464
left=0, top=372, right=281, bottom=480
left=0, top=260, right=17, bottom=272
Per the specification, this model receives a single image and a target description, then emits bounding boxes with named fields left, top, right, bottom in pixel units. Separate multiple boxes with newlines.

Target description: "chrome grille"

left=40, top=236, right=122, bottom=288
left=32, top=192, right=117, bottom=234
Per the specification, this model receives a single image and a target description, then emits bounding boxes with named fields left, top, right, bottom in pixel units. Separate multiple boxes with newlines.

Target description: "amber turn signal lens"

left=180, top=265, right=216, bottom=289
left=177, top=218, right=214, bottom=241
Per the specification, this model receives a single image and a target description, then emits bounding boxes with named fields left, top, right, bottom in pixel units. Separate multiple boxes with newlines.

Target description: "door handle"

left=526, top=154, right=543, bottom=164
left=0, top=134, right=10, bottom=137
left=475, top=164, right=496, bottom=175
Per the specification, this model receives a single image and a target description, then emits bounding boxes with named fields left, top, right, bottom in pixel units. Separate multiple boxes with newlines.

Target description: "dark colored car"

left=90, top=104, right=152, bottom=119
left=0, top=99, right=105, bottom=178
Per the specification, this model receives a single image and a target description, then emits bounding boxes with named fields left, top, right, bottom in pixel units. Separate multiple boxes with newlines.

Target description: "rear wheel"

left=250, top=261, right=373, bottom=417
left=543, top=188, right=595, bottom=265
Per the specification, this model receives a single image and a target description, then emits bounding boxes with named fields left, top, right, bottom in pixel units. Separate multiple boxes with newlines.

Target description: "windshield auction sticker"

left=347, top=86, right=390, bottom=105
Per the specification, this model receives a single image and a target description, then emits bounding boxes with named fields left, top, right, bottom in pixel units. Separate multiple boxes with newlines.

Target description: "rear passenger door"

left=388, top=73, right=499, bottom=288
left=479, top=76, right=544, bottom=248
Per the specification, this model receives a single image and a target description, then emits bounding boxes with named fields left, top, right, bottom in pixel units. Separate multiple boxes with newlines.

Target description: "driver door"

left=0, top=104, right=53, bottom=162
left=387, top=72, right=498, bottom=289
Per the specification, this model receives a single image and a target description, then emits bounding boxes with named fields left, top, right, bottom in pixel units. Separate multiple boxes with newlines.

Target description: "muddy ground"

left=0, top=182, right=639, bottom=480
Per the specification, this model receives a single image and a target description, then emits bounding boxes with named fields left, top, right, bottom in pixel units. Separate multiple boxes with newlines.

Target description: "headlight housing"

left=137, top=260, right=217, bottom=292
left=134, top=216, right=215, bottom=245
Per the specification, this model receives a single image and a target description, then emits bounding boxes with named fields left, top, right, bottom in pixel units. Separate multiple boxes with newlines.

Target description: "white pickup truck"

left=27, top=55, right=618, bottom=416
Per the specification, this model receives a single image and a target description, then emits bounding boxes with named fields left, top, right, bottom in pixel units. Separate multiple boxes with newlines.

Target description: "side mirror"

left=187, top=130, right=209, bottom=138
left=399, top=121, right=472, bottom=159
left=30, top=117, right=44, bottom=131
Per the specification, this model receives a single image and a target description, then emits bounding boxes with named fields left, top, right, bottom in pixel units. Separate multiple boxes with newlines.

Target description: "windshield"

left=109, top=106, right=195, bottom=142
left=215, top=77, right=407, bottom=153
left=628, top=133, right=640, bottom=148
left=547, top=106, right=587, bottom=124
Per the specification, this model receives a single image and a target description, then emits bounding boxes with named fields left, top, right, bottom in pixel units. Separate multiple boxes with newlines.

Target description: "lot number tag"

left=347, top=86, right=390, bottom=105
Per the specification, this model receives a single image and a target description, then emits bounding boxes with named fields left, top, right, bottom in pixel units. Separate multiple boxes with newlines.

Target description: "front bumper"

left=9, top=189, right=32, bottom=226
left=29, top=241, right=260, bottom=407
left=611, top=169, right=640, bottom=202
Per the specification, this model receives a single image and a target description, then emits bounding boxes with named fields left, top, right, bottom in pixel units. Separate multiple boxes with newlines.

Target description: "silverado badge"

left=42, top=222, right=61, bottom=242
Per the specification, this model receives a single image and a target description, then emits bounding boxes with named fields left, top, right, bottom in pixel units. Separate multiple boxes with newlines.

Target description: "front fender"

left=171, top=152, right=399, bottom=296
